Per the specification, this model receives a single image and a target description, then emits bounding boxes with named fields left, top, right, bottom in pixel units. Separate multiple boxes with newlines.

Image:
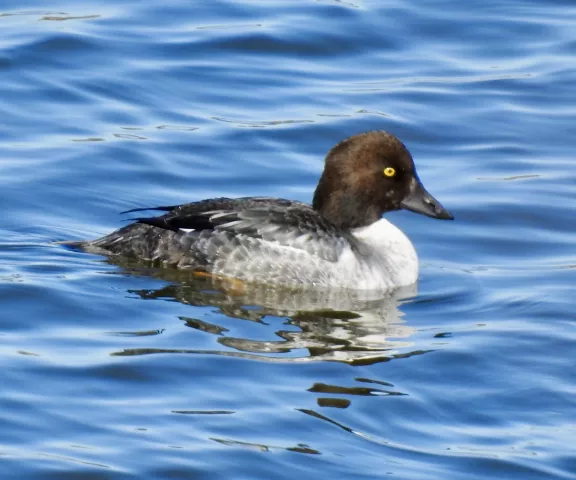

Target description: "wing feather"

left=131, top=197, right=352, bottom=263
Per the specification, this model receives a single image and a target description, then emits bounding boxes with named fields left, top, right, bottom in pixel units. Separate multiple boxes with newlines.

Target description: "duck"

left=66, top=131, right=453, bottom=290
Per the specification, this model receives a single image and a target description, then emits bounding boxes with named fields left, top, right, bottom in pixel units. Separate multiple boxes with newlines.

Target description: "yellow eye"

left=383, top=167, right=396, bottom=177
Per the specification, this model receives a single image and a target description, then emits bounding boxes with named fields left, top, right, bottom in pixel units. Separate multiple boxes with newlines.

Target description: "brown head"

left=312, top=131, right=453, bottom=229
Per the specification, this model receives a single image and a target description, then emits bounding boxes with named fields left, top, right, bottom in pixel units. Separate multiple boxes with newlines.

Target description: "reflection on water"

left=99, top=260, right=425, bottom=431
left=107, top=260, right=422, bottom=366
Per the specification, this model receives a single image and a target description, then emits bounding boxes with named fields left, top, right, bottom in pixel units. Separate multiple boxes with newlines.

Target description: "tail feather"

left=53, top=240, right=87, bottom=249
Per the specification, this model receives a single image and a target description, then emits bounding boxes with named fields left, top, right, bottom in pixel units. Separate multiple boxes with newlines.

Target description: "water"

left=1, top=1, right=575, bottom=478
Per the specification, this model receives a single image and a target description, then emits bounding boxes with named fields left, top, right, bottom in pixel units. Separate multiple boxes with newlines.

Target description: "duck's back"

left=76, top=197, right=359, bottom=286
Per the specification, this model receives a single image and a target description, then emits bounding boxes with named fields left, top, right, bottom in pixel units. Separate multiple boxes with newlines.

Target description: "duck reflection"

left=107, top=262, right=428, bottom=445
left=109, top=261, right=425, bottom=367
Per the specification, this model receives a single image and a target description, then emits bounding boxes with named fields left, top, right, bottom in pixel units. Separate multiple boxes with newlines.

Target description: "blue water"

left=1, top=1, right=575, bottom=478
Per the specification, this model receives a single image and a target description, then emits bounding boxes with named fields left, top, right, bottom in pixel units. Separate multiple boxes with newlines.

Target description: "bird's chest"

left=347, top=219, right=419, bottom=289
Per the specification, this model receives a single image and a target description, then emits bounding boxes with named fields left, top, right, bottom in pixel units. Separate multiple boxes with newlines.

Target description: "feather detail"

left=119, top=198, right=351, bottom=263
left=120, top=205, right=178, bottom=214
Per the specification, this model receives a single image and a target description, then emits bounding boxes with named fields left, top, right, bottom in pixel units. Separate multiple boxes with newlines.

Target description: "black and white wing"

left=132, top=197, right=353, bottom=262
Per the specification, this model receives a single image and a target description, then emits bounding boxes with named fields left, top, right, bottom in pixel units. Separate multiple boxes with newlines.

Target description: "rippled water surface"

left=1, top=1, right=575, bottom=479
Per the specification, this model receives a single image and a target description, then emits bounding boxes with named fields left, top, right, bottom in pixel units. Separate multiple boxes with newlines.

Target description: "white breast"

left=341, top=218, right=419, bottom=290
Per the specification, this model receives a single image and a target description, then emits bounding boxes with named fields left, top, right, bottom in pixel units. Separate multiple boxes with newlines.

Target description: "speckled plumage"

left=82, top=197, right=360, bottom=285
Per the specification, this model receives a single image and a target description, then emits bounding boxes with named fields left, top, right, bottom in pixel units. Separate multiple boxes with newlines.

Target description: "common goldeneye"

left=67, top=131, right=453, bottom=290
